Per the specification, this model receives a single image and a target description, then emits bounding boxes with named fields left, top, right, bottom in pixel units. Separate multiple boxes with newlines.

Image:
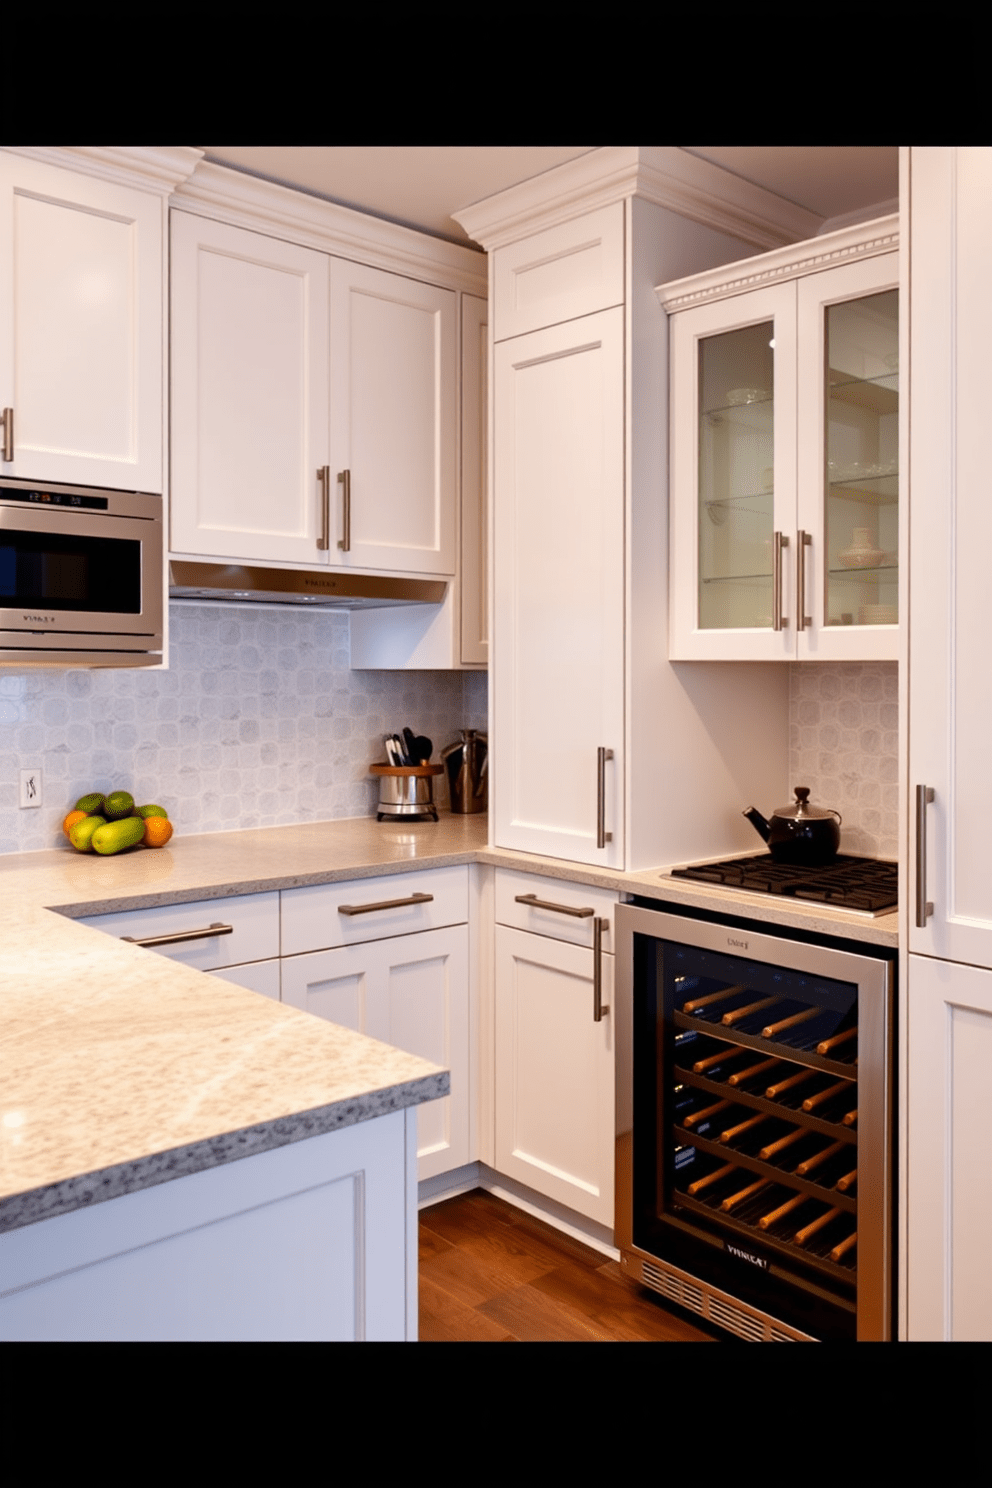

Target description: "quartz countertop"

left=0, top=810, right=896, bottom=1235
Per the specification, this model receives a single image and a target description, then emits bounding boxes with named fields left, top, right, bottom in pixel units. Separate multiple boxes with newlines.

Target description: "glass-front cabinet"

left=664, top=219, right=899, bottom=661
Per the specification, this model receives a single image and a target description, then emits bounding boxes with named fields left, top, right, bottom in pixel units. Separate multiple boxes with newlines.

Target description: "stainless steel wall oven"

left=615, top=900, right=895, bottom=1341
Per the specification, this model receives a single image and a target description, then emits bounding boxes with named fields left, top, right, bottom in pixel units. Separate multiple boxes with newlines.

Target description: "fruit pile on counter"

left=62, top=790, right=174, bottom=856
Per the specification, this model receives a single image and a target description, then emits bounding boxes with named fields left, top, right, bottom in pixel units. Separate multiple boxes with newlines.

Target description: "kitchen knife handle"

left=121, top=922, right=234, bottom=949
left=316, top=466, right=330, bottom=550
left=593, top=915, right=610, bottom=1022
left=1, top=407, right=12, bottom=462
left=514, top=893, right=595, bottom=918
left=915, top=784, right=935, bottom=927
left=797, top=529, right=812, bottom=631
left=338, top=892, right=433, bottom=916
left=338, top=469, right=351, bottom=552
left=596, top=746, right=613, bottom=848
left=772, top=531, right=788, bottom=631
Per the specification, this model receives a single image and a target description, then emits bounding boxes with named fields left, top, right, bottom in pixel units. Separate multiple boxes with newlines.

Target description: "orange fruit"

left=63, top=809, right=89, bottom=839
left=143, top=817, right=174, bottom=848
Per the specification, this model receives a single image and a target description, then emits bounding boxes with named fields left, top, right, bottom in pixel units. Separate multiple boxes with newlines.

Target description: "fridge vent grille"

left=642, top=1261, right=704, bottom=1315
left=641, top=1258, right=803, bottom=1341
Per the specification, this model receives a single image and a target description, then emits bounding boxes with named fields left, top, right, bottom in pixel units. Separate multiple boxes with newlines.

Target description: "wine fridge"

left=615, top=901, right=895, bottom=1341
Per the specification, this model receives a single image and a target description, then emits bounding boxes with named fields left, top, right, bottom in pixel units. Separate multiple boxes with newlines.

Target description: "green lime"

left=133, top=804, right=168, bottom=820
left=104, top=790, right=135, bottom=821
left=75, top=792, right=106, bottom=814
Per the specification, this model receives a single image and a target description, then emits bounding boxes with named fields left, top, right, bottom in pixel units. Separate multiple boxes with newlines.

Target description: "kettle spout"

left=742, top=806, right=770, bottom=843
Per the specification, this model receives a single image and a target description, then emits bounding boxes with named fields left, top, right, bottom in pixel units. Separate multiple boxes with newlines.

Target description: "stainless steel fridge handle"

left=797, top=529, right=812, bottom=631
left=338, top=469, right=351, bottom=551
left=773, top=531, right=788, bottom=631
left=316, top=466, right=330, bottom=550
left=597, top=747, right=614, bottom=849
left=593, top=916, right=610, bottom=1022
left=915, top=785, right=935, bottom=927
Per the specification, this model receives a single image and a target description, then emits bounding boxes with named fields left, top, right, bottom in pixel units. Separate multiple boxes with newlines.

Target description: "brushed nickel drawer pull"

left=797, top=528, right=812, bottom=631
left=597, top=746, right=614, bottom=848
left=122, top=921, right=234, bottom=949
left=338, top=891, right=433, bottom=916
left=915, top=784, right=935, bottom=927
left=317, top=466, right=330, bottom=550
left=514, top=892, right=595, bottom=919
left=772, top=530, right=788, bottom=630
left=1, top=407, right=13, bottom=462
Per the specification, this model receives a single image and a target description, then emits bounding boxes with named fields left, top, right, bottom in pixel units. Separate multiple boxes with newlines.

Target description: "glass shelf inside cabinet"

left=824, top=290, right=898, bottom=629
left=698, top=321, right=775, bottom=631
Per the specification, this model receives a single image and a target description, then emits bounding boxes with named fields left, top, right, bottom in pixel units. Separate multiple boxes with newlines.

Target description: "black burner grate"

left=669, top=854, right=897, bottom=915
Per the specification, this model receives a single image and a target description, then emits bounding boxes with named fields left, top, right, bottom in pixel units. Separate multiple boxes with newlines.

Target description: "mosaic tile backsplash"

left=0, top=603, right=488, bottom=856
left=789, top=661, right=898, bottom=860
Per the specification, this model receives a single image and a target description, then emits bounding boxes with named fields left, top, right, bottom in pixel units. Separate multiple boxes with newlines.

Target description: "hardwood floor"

left=418, top=1188, right=720, bottom=1342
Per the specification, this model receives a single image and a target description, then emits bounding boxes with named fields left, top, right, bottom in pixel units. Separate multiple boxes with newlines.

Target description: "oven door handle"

left=593, top=916, right=610, bottom=1022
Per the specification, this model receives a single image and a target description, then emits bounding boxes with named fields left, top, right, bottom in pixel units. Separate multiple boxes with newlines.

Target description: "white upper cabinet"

left=170, top=212, right=330, bottom=564
left=0, top=152, right=165, bottom=493
left=664, top=222, right=899, bottom=662
left=169, top=207, right=459, bottom=579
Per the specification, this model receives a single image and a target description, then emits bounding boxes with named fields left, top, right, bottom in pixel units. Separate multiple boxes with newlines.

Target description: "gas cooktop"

left=667, top=853, right=898, bottom=917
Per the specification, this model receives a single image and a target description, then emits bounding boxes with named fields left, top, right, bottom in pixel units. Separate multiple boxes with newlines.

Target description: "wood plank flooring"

left=419, top=1188, right=721, bottom=1342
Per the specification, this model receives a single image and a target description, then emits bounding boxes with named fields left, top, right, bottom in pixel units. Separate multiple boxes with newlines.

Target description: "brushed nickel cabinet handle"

left=122, top=921, right=234, bottom=949
left=338, top=891, right=433, bottom=916
left=1, top=407, right=13, bottom=462
left=514, top=892, right=595, bottom=919
left=797, top=529, right=812, bottom=631
left=772, top=531, right=788, bottom=631
left=338, top=469, right=351, bottom=551
left=593, top=916, right=610, bottom=1022
left=597, top=746, right=614, bottom=849
left=317, top=466, right=330, bottom=550
left=915, top=784, right=935, bottom=927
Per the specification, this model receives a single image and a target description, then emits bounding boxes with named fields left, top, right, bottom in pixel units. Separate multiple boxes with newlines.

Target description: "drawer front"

left=211, top=959, right=281, bottom=1001
left=77, top=892, right=280, bottom=972
left=493, top=203, right=624, bottom=342
left=494, top=868, right=618, bottom=949
left=281, top=866, right=469, bottom=956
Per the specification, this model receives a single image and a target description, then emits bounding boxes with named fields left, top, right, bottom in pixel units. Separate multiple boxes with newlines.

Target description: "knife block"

left=369, top=763, right=444, bottom=821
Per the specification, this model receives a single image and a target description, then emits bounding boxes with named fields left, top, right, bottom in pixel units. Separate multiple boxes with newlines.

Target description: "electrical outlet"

left=19, top=768, right=42, bottom=809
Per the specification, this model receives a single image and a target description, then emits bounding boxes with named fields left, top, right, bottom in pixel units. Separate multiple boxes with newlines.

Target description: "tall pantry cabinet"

left=454, top=149, right=797, bottom=875
left=906, top=147, right=992, bottom=1340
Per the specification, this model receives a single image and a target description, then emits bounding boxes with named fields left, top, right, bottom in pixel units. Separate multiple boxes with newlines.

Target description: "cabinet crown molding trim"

left=3, top=145, right=204, bottom=194
left=452, top=146, right=823, bottom=254
left=656, top=212, right=899, bottom=311
left=171, top=160, right=487, bottom=296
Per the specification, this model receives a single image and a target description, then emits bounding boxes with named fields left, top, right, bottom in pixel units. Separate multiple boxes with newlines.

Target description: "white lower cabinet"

left=493, top=872, right=617, bottom=1229
left=77, top=892, right=280, bottom=985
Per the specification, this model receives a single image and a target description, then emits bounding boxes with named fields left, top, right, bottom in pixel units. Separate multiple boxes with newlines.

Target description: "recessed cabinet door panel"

left=329, top=261, right=455, bottom=574
left=0, top=154, right=163, bottom=492
left=493, top=309, right=624, bottom=865
left=495, top=926, right=614, bottom=1227
left=170, top=213, right=329, bottom=564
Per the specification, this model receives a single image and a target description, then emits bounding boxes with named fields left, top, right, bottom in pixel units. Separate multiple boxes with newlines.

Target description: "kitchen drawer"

left=281, top=866, right=469, bottom=956
left=493, top=203, right=624, bottom=342
left=494, top=868, right=618, bottom=950
left=77, top=892, right=280, bottom=973
left=211, top=959, right=281, bottom=1001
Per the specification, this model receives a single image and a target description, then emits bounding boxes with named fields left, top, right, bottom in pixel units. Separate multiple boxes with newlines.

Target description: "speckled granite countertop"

left=0, top=811, right=896, bottom=1235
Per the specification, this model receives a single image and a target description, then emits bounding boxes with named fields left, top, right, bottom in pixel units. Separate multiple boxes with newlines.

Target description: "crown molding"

left=452, top=146, right=823, bottom=254
left=655, top=212, right=900, bottom=312
left=171, top=160, right=487, bottom=296
left=3, top=146, right=204, bottom=195
left=817, top=196, right=900, bottom=236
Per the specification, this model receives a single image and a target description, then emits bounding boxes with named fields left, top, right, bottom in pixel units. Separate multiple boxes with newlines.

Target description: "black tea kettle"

left=743, top=787, right=842, bottom=866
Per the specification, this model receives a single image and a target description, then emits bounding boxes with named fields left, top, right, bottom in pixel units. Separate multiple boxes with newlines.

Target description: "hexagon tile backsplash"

left=789, top=661, right=898, bottom=860
left=0, top=604, right=488, bottom=856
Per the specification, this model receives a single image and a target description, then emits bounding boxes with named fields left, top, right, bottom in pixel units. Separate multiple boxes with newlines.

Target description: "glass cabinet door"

left=797, top=254, right=899, bottom=660
left=669, top=284, right=796, bottom=660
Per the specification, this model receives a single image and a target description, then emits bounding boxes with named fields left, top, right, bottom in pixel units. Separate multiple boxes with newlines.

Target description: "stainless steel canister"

left=441, top=730, right=488, bottom=814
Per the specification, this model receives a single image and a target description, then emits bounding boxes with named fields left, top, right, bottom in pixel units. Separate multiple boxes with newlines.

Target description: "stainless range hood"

left=169, top=562, right=447, bottom=610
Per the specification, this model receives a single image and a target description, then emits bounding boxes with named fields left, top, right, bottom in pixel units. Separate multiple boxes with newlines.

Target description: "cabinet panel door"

left=170, top=212, right=330, bottom=564
left=796, top=253, right=899, bottom=660
left=493, top=309, right=624, bottom=865
left=908, top=148, right=992, bottom=965
left=669, top=284, right=796, bottom=660
left=460, top=292, right=488, bottom=664
left=281, top=925, right=469, bottom=1181
left=495, top=925, right=614, bottom=1227
left=329, top=260, right=455, bottom=574
left=0, top=153, right=163, bottom=492
left=907, top=953, right=992, bottom=1340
